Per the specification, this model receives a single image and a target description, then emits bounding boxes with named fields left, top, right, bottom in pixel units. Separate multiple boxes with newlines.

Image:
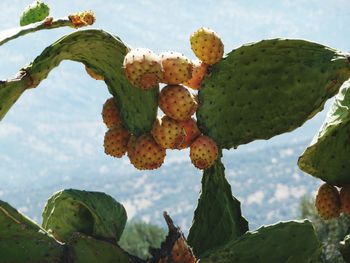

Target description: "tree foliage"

left=118, top=220, right=167, bottom=260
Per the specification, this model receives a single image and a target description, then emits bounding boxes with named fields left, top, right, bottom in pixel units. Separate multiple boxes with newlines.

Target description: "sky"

left=0, top=0, right=349, bottom=228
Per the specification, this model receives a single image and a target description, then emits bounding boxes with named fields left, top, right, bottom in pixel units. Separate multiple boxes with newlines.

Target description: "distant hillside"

left=0, top=138, right=320, bottom=232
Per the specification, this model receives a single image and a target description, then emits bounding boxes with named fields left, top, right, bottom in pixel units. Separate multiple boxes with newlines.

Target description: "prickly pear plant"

left=1, top=1, right=350, bottom=262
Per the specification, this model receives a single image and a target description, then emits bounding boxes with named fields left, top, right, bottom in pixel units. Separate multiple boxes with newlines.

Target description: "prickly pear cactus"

left=42, top=189, right=127, bottom=243
left=188, top=156, right=248, bottom=256
left=0, top=200, right=64, bottom=262
left=1, top=5, right=350, bottom=262
left=197, top=39, right=350, bottom=149
left=298, top=81, right=350, bottom=186
left=200, top=220, right=322, bottom=263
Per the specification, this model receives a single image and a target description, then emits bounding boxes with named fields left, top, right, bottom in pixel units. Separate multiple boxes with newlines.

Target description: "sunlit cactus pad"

left=20, top=0, right=50, bottom=26
left=42, top=189, right=127, bottom=243
left=298, top=81, right=350, bottom=186
left=197, top=39, right=350, bottom=149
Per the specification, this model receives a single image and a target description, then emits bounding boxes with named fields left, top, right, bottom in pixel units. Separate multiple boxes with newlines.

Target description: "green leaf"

left=200, top=220, right=322, bottom=263
left=0, top=29, right=158, bottom=136
left=188, top=156, right=248, bottom=256
left=298, top=81, right=350, bottom=186
left=42, top=189, right=127, bottom=243
left=66, top=233, right=133, bottom=263
left=197, top=39, right=350, bottom=149
left=0, top=200, right=64, bottom=262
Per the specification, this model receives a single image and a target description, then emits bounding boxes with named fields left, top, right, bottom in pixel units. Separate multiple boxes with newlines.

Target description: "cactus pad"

left=188, top=157, right=248, bottom=256
left=20, top=0, right=50, bottom=26
left=197, top=39, right=350, bottom=149
left=66, top=233, right=132, bottom=263
left=298, top=81, right=350, bottom=186
left=42, top=189, right=127, bottom=243
left=0, top=30, right=158, bottom=136
left=200, top=220, right=321, bottom=263
left=0, top=200, right=64, bottom=262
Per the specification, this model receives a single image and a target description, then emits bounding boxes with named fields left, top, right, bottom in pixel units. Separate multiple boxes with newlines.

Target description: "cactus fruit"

left=69, top=10, right=96, bottom=27
left=85, top=65, right=104, bottom=80
left=190, top=135, right=218, bottom=169
left=315, top=183, right=341, bottom=220
left=183, top=59, right=209, bottom=90
left=177, top=118, right=201, bottom=149
left=102, top=97, right=122, bottom=129
left=160, top=51, right=192, bottom=84
left=298, top=82, right=350, bottom=186
left=152, top=116, right=186, bottom=149
left=197, top=39, right=350, bottom=149
left=127, top=134, right=166, bottom=170
left=340, top=185, right=350, bottom=216
left=190, top=27, right=224, bottom=65
left=159, top=85, right=198, bottom=121
left=104, top=126, right=130, bottom=158
left=123, top=48, right=162, bottom=90
left=42, top=189, right=127, bottom=243
left=20, top=0, right=50, bottom=26
left=200, top=220, right=322, bottom=263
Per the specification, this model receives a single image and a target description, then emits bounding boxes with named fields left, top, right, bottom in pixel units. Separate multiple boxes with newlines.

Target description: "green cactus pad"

left=20, top=0, right=50, bottom=26
left=197, top=39, right=350, bottom=149
left=42, top=189, right=127, bottom=243
left=0, top=200, right=64, bottom=262
left=0, top=73, right=29, bottom=122
left=66, top=233, right=133, bottom=263
left=200, top=220, right=322, bottom=263
left=0, top=29, right=158, bottom=135
left=188, top=156, right=248, bottom=256
left=298, top=81, right=350, bottom=186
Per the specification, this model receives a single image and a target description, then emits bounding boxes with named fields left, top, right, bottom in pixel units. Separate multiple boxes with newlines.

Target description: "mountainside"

left=0, top=137, right=320, bottom=232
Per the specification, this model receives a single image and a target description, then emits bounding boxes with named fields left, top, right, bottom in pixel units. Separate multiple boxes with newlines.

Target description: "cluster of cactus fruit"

left=1, top=1, right=350, bottom=262
left=102, top=27, right=223, bottom=170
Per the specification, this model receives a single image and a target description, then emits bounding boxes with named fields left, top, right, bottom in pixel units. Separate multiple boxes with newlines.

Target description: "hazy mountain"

left=0, top=136, right=321, bottom=233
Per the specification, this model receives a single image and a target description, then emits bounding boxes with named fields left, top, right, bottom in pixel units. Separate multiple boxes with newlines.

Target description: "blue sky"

left=0, top=0, right=349, bottom=227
